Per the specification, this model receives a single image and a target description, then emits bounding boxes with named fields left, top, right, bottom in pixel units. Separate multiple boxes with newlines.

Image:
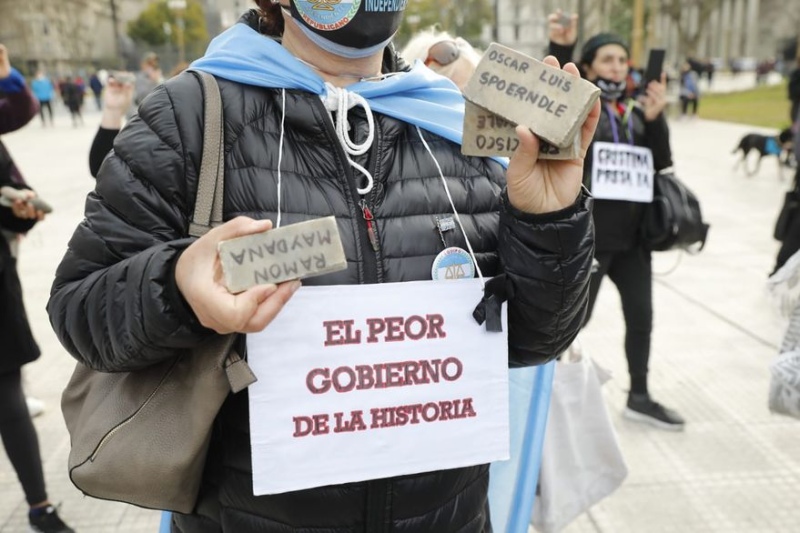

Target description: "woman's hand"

left=547, top=10, right=579, bottom=47
left=0, top=44, right=10, bottom=80
left=175, top=217, right=301, bottom=335
left=10, top=190, right=45, bottom=220
left=642, top=73, right=669, bottom=122
left=505, top=56, right=600, bottom=215
left=100, top=77, right=134, bottom=129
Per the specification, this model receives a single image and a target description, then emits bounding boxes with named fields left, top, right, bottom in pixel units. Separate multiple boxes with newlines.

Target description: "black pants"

left=0, top=368, right=47, bottom=506
left=38, top=100, right=53, bottom=124
left=584, top=247, right=653, bottom=384
left=680, top=96, right=698, bottom=115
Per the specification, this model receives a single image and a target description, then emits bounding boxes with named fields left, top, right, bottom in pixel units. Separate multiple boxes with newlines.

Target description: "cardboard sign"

left=590, top=142, right=655, bottom=203
left=247, top=279, right=510, bottom=495
left=463, top=43, right=600, bottom=149
left=218, top=217, right=347, bottom=293
left=462, top=102, right=581, bottom=160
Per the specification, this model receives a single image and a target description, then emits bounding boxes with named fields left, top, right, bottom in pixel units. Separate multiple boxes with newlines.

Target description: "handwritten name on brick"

left=463, top=43, right=599, bottom=149
left=462, top=101, right=581, bottom=160
left=218, top=216, right=347, bottom=293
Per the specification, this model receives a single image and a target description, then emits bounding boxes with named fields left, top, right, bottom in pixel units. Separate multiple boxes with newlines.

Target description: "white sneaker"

left=26, top=397, right=46, bottom=418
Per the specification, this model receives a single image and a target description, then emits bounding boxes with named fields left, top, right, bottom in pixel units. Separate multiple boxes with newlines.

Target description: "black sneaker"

left=29, top=505, right=75, bottom=533
left=624, top=394, right=685, bottom=431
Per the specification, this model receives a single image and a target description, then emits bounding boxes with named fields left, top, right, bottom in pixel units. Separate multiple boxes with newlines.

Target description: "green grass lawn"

left=697, top=81, right=793, bottom=130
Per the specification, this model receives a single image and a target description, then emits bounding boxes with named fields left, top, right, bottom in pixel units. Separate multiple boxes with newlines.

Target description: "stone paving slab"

left=1, top=104, right=799, bottom=533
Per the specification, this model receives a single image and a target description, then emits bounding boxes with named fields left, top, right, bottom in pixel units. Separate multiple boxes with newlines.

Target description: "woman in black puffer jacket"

left=548, top=11, right=682, bottom=431
left=48, top=4, right=596, bottom=532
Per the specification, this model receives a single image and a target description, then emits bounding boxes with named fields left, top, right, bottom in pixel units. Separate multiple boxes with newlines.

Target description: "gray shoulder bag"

left=61, top=71, right=256, bottom=514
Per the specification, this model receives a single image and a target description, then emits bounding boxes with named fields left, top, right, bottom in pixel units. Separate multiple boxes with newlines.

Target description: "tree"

left=608, top=0, right=634, bottom=44
left=395, top=0, right=494, bottom=48
left=662, top=0, right=717, bottom=58
left=127, top=0, right=209, bottom=56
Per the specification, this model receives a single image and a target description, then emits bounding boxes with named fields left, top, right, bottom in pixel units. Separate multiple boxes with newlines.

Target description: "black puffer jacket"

left=49, top=22, right=594, bottom=533
left=550, top=42, right=672, bottom=252
left=580, top=105, right=671, bottom=252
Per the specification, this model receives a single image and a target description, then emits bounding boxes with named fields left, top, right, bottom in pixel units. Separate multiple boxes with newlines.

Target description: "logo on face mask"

left=295, top=0, right=361, bottom=31
left=290, top=0, right=407, bottom=57
left=595, top=77, right=627, bottom=101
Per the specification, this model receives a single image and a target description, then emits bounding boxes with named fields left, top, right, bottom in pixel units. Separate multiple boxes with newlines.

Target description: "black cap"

left=580, top=33, right=629, bottom=67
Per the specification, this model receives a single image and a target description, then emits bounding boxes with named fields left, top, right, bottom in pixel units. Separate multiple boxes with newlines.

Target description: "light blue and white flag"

left=488, top=362, right=555, bottom=533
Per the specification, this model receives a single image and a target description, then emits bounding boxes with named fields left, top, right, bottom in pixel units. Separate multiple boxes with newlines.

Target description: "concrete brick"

left=218, top=216, right=347, bottom=293
left=463, top=43, right=599, bottom=149
left=462, top=101, right=581, bottom=160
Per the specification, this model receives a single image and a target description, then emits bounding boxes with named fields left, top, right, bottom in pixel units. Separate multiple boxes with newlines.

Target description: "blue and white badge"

left=432, top=247, right=475, bottom=281
left=294, top=0, right=361, bottom=32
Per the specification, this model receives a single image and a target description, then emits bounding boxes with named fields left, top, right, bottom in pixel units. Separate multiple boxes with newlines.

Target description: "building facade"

left=0, top=0, right=149, bottom=74
left=493, top=0, right=797, bottom=68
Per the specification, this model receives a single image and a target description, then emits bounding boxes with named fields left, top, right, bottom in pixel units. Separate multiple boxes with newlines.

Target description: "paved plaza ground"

left=1, top=90, right=799, bottom=532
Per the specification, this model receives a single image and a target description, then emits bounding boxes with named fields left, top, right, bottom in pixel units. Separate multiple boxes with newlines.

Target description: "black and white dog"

left=733, top=128, right=795, bottom=178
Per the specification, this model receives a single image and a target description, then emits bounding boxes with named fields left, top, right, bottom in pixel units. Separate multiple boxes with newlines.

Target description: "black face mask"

left=288, top=0, right=407, bottom=58
left=594, top=76, right=627, bottom=101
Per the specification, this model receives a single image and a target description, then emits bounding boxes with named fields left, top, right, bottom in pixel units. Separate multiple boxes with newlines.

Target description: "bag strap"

left=189, top=70, right=225, bottom=238
left=183, top=72, right=258, bottom=389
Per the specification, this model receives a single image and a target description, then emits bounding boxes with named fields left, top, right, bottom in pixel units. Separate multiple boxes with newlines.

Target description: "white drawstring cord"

left=415, top=126, right=485, bottom=284
left=276, top=89, right=286, bottom=228
left=323, top=83, right=376, bottom=195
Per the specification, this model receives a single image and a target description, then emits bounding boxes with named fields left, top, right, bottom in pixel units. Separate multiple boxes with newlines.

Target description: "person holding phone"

left=548, top=11, right=684, bottom=430
left=88, top=73, right=134, bottom=178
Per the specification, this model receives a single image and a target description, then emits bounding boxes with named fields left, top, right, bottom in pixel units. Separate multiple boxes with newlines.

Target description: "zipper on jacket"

left=366, top=478, right=391, bottom=533
left=310, top=96, right=390, bottom=530
left=360, top=200, right=380, bottom=252
left=312, top=97, right=382, bottom=284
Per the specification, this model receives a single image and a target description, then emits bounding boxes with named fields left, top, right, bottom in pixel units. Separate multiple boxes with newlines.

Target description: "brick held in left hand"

left=218, top=216, right=348, bottom=293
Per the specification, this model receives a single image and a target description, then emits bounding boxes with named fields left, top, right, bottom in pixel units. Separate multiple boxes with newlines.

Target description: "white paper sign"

left=591, top=142, right=655, bottom=203
left=247, top=279, right=509, bottom=495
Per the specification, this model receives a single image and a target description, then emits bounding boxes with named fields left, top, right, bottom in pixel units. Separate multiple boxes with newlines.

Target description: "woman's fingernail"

left=291, top=280, right=302, bottom=293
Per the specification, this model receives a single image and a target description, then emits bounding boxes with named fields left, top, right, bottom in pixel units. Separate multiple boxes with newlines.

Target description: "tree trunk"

left=664, top=0, right=717, bottom=58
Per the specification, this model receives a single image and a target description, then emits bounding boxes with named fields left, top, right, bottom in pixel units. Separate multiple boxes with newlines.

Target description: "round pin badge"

left=294, top=0, right=361, bottom=32
left=431, top=247, right=475, bottom=281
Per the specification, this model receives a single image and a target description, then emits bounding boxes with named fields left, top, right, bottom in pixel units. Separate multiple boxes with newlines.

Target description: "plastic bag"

left=531, top=348, right=627, bottom=533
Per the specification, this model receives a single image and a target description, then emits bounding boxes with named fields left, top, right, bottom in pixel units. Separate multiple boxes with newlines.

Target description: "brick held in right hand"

left=463, top=43, right=600, bottom=149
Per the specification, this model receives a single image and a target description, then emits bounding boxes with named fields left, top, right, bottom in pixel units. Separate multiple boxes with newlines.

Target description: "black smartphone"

left=644, top=49, right=666, bottom=84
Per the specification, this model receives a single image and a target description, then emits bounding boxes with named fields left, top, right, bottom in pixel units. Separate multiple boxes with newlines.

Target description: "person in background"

left=89, top=62, right=191, bottom=178
left=30, top=71, right=55, bottom=127
left=60, top=76, right=83, bottom=127
left=130, top=52, right=163, bottom=118
left=679, top=61, right=700, bottom=118
left=48, top=1, right=597, bottom=530
left=88, top=74, right=134, bottom=177
left=89, top=72, right=103, bottom=110
left=773, top=105, right=800, bottom=274
left=789, top=57, right=800, bottom=124
left=704, top=59, right=715, bottom=86
left=548, top=10, right=685, bottom=430
left=400, top=28, right=483, bottom=91
left=0, top=43, right=76, bottom=533
left=626, top=64, right=644, bottom=99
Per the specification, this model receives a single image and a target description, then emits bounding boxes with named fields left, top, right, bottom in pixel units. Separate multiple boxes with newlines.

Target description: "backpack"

left=641, top=171, right=710, bottom=253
